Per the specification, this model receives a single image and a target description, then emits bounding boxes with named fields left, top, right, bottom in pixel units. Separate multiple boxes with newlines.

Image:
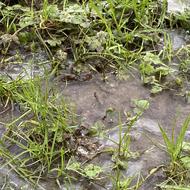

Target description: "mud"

left=0, top=70, right=189, bottom=189
left=57, top=72, right=189, bottom=189
left=0, top=1, right=190, bottom=190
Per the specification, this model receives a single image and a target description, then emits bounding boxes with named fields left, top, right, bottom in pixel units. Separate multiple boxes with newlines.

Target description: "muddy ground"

left=0, top=0, right=190, bottom=189
left=0, top=65, right=190, bottom=190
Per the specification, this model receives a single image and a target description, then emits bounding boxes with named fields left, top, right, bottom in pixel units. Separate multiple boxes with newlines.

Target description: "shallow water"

left=1, top=50, right=51, bottom=80
left=168, top=0, right=190, bottom=12
left=54, top=72, right=189, bottom=189
left=0, top=71, right=182, bottom=189
left=0, top=1, right=190, bottom=189
left=1, top=49, right=190, bottom=189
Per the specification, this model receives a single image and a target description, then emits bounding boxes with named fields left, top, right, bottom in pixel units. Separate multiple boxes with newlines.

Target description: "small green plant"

left=102, top=100, right=149, bottom=189
left=108, top=166, right=137, bottom=190
left=0, top=70, right=79, bottom=188
left=141, top=107, right=190, bottom=187
left=139, top=51, right=176, bottom=93
left=83, top=164, right=102, bottom=179
left=130, top=99, right=149, bottom=115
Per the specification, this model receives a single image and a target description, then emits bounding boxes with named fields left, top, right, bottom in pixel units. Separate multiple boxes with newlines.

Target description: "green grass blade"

left=171, top=106, right=180, bottom=147
left=174, top=112, right=190, bottom=160
left=158, top=124, right=173, bottom=156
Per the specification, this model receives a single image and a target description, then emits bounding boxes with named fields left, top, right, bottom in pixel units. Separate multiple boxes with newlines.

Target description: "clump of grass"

left=0, top=0, right=184, bottom=92
left=0, top=75, right=28, bottom=107
left=0, top=70, right=80, bottom=188
left=140, top=107, right=190, bottom=188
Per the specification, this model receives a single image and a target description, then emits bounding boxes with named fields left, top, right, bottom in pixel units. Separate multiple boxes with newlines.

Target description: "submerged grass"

left=0, top=68, right=80, bottom=188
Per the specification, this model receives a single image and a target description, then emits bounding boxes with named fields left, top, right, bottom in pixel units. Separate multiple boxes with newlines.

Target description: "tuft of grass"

left=0, top=69, right=79, bottom=188
left=140, top=106, right=190, bottom=187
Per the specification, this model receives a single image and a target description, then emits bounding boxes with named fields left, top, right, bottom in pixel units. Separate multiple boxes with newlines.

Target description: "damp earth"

left=0, top=0, right=190, bottom=190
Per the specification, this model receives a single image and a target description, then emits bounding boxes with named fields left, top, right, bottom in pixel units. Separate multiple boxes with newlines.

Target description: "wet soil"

left=0, top=0, right=190, bottom=189
left=168, top=0, right=190, bottom=12
left=57, top=72, right=190, bottom=189
left=0, top=34, right=190, bottom=190
left=0, top=70, right=190, bottom=189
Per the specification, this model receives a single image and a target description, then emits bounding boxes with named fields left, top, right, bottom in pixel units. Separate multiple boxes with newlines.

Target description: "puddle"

left=1, top=70, right=190, bottom=189
left=133, top=118, right=161, bottom=133
left=168, top=0, right=190, bottom=12
left=45, top=72, right=189, bottom=189
left=0, top=50, right=51, bottom=80
left=1, top=1, right=190, bottom=189
left=169, top=29, right=190, bottom=50
left=155, top=28, right=190, bottom=54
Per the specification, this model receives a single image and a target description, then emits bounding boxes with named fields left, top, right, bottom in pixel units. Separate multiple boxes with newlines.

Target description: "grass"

left=0, top=68, right=150, bottom=189
left=0, top=0, right=190, bottom=189
left=0, top=69, right=79, bottom=187
left=0, top=0, right=184, bottom=92
left=140, top=107, right=190, bottom=188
